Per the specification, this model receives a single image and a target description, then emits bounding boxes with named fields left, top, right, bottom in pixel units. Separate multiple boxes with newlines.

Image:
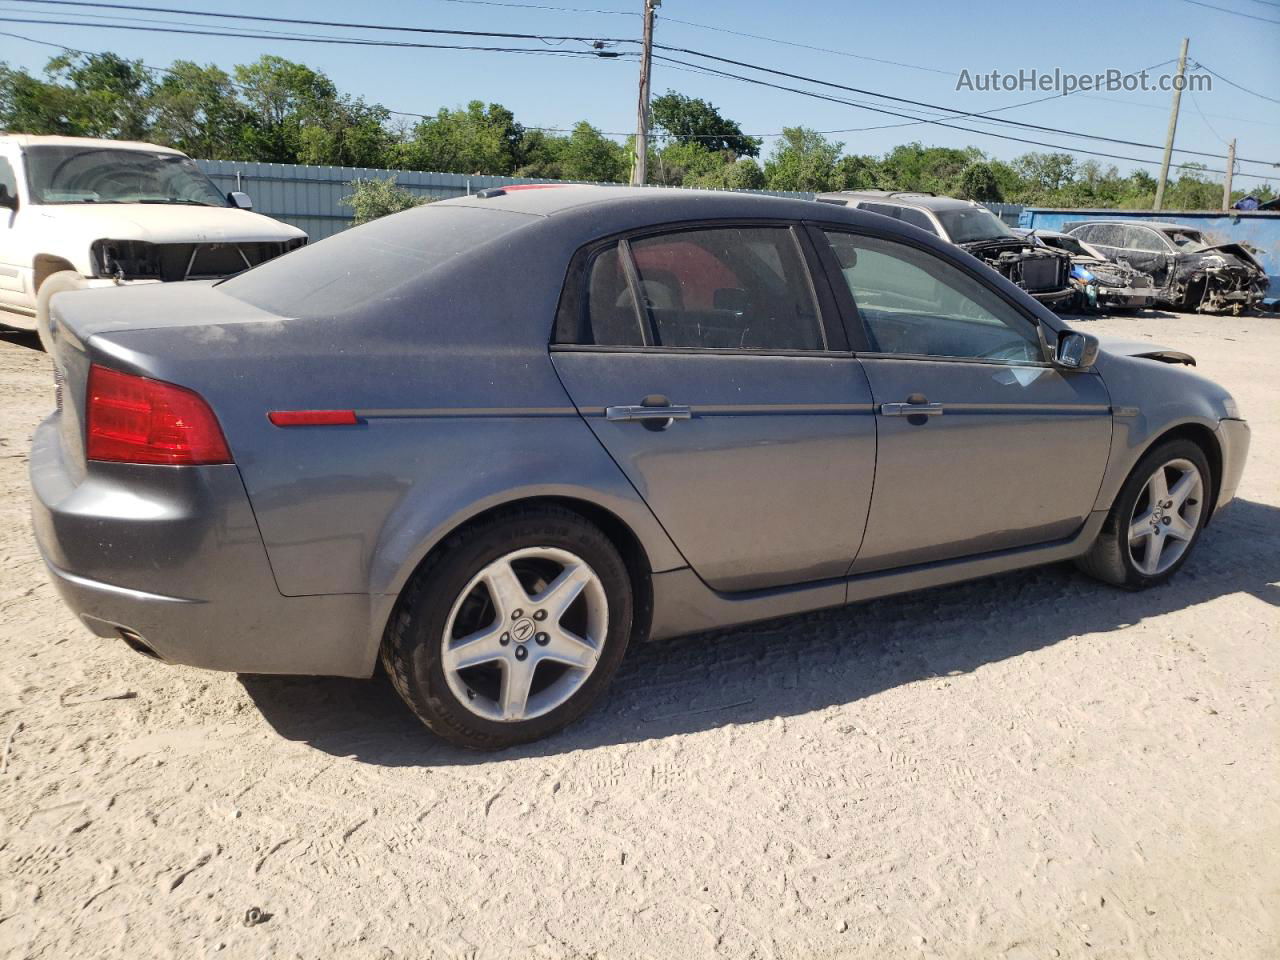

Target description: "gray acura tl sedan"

left=31, top=186, right=1250, bottom=749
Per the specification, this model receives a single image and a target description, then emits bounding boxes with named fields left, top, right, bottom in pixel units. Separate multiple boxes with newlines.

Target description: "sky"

left=1, top=0, right=1278, bottom=186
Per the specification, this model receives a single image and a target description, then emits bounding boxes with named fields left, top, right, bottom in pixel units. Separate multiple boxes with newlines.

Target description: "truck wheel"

left=36, top=270, right=88, bottom=352
left=381, top=507, right=634, bottom=750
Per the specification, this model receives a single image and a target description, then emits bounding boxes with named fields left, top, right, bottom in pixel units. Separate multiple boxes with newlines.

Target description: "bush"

left=341, top=176, right=433, bottom=224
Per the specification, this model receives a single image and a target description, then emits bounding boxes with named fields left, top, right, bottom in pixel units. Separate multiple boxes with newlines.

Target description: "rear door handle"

left=606, top=404, right=693, bottom=423
left=880, top=401, right=944, bottom=416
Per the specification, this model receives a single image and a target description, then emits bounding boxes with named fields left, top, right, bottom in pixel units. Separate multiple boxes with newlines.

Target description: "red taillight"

left=86, top=364, right=232, bottom=465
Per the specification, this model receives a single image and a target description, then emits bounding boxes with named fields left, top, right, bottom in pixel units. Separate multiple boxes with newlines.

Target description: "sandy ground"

left=0, top=311, right=1276, bottom=960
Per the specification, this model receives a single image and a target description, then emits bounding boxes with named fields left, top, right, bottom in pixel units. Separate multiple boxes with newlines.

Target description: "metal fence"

left=196, top=160, right=815, bottom=240
left=197, top=159, right=1026, bottom=239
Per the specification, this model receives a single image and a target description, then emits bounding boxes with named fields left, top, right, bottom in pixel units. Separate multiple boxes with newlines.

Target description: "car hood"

left=31, top=203, right=307, bottom=244
left=1094, top=334, right=1195, bottom=366
left=1181, top=242, right=1267, bottom=274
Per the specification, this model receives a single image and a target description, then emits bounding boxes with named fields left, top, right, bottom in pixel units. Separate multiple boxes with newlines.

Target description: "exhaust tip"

left=117, top=628, right=161, bottom=661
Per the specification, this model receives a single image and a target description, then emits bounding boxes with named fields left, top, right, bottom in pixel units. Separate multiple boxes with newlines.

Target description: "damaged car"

left=1065, top=220, right=1268, bottom=315
left=817, top=191, right=1075, bottom=309
left=1015, top=228, right=1155, bottom=312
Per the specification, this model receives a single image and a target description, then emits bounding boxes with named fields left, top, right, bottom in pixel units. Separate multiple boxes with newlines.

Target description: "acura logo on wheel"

left=512, top=618, right=536, bottom=642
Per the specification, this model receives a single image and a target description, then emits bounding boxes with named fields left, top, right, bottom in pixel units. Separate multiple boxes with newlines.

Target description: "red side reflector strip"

left=268, top=410, right=359, bottom=427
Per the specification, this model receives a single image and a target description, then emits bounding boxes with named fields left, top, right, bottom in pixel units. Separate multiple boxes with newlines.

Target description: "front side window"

left=580, top=226, right=825, bottom=351
left=23, top=146, right=226, bottom=206
left=822, top=231, right=1043, bottom=363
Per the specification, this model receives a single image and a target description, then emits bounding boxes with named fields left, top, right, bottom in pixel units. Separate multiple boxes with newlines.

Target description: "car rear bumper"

left=1214, top=417, right=1250, bottom=514
left=30, top=415, right=376, bottom=677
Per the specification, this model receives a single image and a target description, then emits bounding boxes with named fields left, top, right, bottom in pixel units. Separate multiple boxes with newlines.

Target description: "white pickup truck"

left=0, top=134, right=307, bottom=332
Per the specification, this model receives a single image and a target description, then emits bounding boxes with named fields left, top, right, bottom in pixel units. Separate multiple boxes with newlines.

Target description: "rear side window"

left=577, top=226, right=824, bottom=351
left=898, top=208, right=937, bottom=235
left=218, top=204, right=530, bottom=317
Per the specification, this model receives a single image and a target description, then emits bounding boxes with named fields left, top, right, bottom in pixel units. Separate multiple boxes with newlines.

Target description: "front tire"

left=1076, top=438, right=1211, bottom=589
left=381, top=507, right=633, bottom=749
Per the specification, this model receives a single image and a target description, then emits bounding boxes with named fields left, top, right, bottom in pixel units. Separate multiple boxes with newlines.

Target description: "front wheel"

left=1076, top=439, right=1211, bottom=588
left=381, top=507, right=633, bottom=749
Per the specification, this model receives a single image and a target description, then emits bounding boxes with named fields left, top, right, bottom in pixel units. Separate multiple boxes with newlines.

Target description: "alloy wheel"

left=1127, top=457, right=1204, bottom=577
left=441, top=547, right=609, bottom=722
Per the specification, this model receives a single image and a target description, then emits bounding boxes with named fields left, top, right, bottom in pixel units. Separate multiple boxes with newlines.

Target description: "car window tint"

left=626, top=227, right=824, bottom=351
left=859, top=202, right=899, bottom=218
left=898, top=208, right=937, bottom=235
left=583, top=244, right=645, bottom=346
left=822, top=231, right=1042, bottom=363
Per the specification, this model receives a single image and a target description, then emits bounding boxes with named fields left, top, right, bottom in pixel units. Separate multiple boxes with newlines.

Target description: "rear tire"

left=35, top=269, right=88, bottom=351
left=1076, top=438, right=1211, bottom=589
left=381, top=507, right=633, bottom=750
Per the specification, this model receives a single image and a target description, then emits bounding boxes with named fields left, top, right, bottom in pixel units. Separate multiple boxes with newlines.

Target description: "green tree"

left=395, top=101, right=524, bottom=175
left=558, top=122, right=628, bottom=182
left=341, top=176, right=432, bottom=224
left=0, top=63, right=83, bottom=135
left=835, top=154, right=881, bottom=190
left=955, top=161, right=1003, bottom=202
left=651, top=140, right=722, bottom=186
left=650, top=91, right=760, bottom=157
left=149, top=61, right=255, bottom=159
left=685, top=156, right=766, bottom=191
left=763, top=127, right=843, bottom=192
left=232, top=55, right=390, bottom=165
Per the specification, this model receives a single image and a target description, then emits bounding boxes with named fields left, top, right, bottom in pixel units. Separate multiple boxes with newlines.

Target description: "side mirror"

left=1054, top=331, right=1100, bottom=371
left=228, top=191, right=253, bottom=210
left=0, top=184, right=17, bottom=211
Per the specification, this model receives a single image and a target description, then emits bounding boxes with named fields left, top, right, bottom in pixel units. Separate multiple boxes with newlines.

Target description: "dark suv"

left=818, top=191, right=1074, bottom=309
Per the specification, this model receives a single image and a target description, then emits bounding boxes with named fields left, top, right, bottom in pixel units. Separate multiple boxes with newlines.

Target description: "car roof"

left=816, top=190, right=980, bottom=212
left=0, top=133, right=186, bottom=155
left=438, top=184, right=845, bottom=222
left=1072, top=220, right=1201, bottom=234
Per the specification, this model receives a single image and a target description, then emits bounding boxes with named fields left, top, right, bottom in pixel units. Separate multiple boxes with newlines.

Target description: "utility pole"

left=1154, top=37, right=1189, bottom=211
left=631, top=0, right=658, bottom=186
left=1221, top=138, right=1236, bottom=210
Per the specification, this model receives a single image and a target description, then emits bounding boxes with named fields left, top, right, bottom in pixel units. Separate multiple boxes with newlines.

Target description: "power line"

left=1192, top=59, right=1280, bottom=106
left=653, top=43, right=1278, bottom=169
left=1178, top=0, right=1280, bottom=23
left=4, top=0, right=636, bottom=42
left=0, top=14, right=632, bottom=55
left=651, top=53, right=1279, bottom=182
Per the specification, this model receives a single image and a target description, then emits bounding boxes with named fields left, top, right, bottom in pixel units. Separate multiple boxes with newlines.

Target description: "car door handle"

left=880, top=401, right=944, bottom=416
left=606, top=404, right=693, bottom=423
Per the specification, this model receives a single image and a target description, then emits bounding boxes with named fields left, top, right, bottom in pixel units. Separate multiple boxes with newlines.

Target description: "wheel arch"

left=33, top=254, right=79, bottom=291
left=373, top=494, right=658, bottom=656
left=1109, top=421, right=1224, bottom=528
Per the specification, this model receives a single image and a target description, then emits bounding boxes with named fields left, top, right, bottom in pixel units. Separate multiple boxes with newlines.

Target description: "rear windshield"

left=218, top=203, right=533, bottom=316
